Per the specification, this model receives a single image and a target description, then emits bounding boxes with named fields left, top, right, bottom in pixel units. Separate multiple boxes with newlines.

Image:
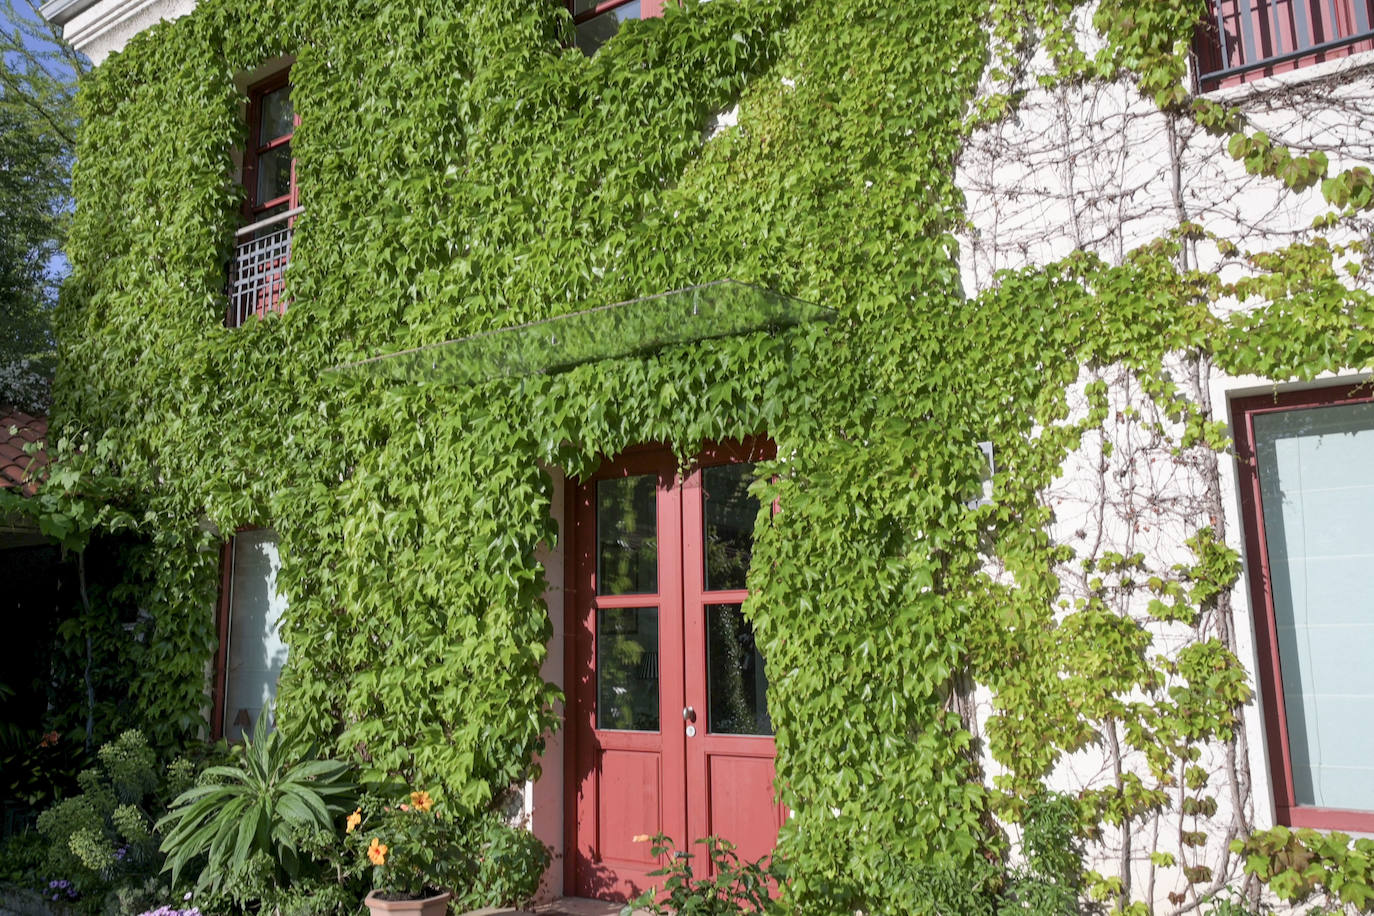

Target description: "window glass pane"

left=224, top=530, right=288, bottom=742
left=256, top=142, right=293, bottom=207
left=574, top=0, right=641, bottom=55
left=704, top=462, right=759, bottom=591
left=597, top=607, right=659, bottom=730
left=597, top=474, right=657, bottom=595
left=1254, top=399, right=1374, bottom=811
left=258, top=84, right=294, bottom=143
left=707, top=603, right=771, bottom=735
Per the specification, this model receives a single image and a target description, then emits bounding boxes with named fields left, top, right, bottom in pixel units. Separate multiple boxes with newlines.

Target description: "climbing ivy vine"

left=36, top=0, right=1374, bottom=910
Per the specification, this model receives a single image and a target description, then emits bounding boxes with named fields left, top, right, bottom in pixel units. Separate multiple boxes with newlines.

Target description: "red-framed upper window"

left=228, top=71, right=298, bottom=328
left=244, top=72, right=298, bottom=221
left=1195, top=0, right=1374, bottom=90
left=1233, top=381, right=1374, bottom=832
left=569, top=0, right=666, bottom=54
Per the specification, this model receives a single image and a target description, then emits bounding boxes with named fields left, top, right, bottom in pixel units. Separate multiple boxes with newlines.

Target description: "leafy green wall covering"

left=45, top=0, right=1374, bottom=909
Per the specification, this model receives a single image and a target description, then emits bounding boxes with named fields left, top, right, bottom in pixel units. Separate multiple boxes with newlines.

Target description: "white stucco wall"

left=957, top=38, right=1374, bottom=908
left=48, top=0, right=196, bottom=65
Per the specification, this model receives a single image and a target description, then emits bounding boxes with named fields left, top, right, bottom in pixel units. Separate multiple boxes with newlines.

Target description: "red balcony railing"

left=227, top=207, right=300, bottom=328
left=1197, top=0, right=1374, bottom=88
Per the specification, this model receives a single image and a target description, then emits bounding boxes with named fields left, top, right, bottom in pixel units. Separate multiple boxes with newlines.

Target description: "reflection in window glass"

left=257, top=143, right=294, bottom=205
left=704, top=462, right=759, bottom=591
left=597, top=474, right=658, bottom=595
left=707, top=604, right=771, bottom=735
left=224, top=530, right=289, bottom=742
left=1254, top=400, right=1374, bottom=811
left=598, top=607, right=660, bottom=730
left=574, top=0, right=642, bottom=55
left=259, top=85, right=294, bottom=142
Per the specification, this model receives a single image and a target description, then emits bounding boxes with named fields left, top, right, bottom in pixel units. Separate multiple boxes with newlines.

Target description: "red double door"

left=568, top=440, right=784, bottom=901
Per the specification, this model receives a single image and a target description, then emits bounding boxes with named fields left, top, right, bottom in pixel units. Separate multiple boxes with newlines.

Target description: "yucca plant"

left=155, top=715, right=355, bottom=892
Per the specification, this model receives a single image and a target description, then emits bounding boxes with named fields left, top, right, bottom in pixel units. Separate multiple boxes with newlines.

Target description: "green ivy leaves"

left=44, top=0, right=1374, bottom=910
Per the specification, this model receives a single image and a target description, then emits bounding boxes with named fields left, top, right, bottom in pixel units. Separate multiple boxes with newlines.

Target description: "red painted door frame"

left=568, top=446, right=688, bottom=900
left=565, top=439, right=779, bottom=901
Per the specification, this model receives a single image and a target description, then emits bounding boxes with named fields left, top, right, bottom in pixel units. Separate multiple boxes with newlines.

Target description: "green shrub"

left=0, top=828, right=48, bottom=890
left=1231, top=826, right=1374, bottom=912
left=999, top=792, right=1093, bottom=916
left=458, top=814, right=551, bottom=909
left=34, top=730, right=167, bottom=912
left=156, top=717, right=355, bottom=894
left=624, top=834, right=779, bottom=915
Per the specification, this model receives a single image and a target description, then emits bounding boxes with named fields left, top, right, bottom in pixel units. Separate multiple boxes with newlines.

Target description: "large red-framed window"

left=1234, top=382, right=1374, bottom=831
left=1195, top=0, right=1374, bottom=90
left=244, top=72, right=298, bottom=224
left=228, top=72, right=299, bottom=327
left=569, top=0, right=666, bottom=54
left=210, top=530, right=289, bottom=741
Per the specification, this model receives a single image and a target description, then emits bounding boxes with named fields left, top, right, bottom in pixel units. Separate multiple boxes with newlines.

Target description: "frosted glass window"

left=1254, top=400, right=1374, bottom=811
left=223, top=530, right=289, bottom=742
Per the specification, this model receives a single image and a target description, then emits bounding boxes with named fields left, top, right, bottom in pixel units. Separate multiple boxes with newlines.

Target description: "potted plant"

left=351, top=790, right=461, bottom=915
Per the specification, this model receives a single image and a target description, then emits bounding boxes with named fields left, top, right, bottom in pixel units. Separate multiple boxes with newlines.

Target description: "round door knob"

left=682, top=706, right=696, bottom=723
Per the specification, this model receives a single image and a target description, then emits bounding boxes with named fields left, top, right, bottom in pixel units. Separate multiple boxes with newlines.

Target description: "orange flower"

left=367, top=837, right=388, bottom=866
left=399, top=804, right=410, bottom=812
left=345, top=808, right=361, bottom=834
left=409, top=791, right=433, bottom=812
left=38, top=731, right=58, bottom=748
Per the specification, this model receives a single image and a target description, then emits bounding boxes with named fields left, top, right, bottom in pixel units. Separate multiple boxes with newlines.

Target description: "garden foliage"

left=156, top=716, right=355, bottom=893
left=34, top=0, right=1374, bottom=911
left=33, top=730, right=198, bottom=915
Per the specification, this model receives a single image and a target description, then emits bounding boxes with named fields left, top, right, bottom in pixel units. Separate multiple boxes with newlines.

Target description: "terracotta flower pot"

left=362, top=890, right=451, bottom=916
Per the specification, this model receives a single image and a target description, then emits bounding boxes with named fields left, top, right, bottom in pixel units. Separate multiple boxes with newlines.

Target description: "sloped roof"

left=0, top=409, right=48, bottom=496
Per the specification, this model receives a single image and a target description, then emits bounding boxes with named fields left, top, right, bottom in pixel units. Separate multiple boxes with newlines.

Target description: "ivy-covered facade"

left=35, top=0, right=1374, bottom=910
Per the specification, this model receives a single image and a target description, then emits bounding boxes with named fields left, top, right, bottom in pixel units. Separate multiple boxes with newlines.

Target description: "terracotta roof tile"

left=0, top=409, right=48, bottom=496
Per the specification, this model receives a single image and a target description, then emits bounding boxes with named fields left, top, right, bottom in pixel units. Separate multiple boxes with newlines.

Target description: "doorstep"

left=462, top=899, right=649, bottom=916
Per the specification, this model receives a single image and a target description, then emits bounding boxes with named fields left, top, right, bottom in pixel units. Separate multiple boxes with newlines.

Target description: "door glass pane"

left=597, top=607, right=659, bottom=731
left=574, top=0, right=641, bottom=55
left=707, top=604, right=771, bottom=735
left=256, top=142, right=293, bottom=206
left=1254, top=400, right=1374, bottom=810
left=258, top=84, right=294, bottom=143
left=597, top=474, right=657, bottom=595
left=224, top=530, right=289, bottom=742
left=704, top=462, right=759, bottom=592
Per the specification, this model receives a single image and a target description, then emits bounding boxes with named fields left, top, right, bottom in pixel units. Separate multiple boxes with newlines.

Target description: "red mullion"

left=571, top=0, right=639, bottom=24
left=594, top=593, right=662, bottom=609
left=250, top=193, right=294, bottom=217
left=701, top=588, right=749, bottom=605
left=257, top=132, right=292, bottom=154
left=1233, top=381, right=1374, bottom=829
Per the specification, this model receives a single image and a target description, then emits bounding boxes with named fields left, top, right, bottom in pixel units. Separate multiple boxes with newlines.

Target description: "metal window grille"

left=227, top=209, right=299, bottom=327
left=1198, top=0, right=1374, bottom=87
